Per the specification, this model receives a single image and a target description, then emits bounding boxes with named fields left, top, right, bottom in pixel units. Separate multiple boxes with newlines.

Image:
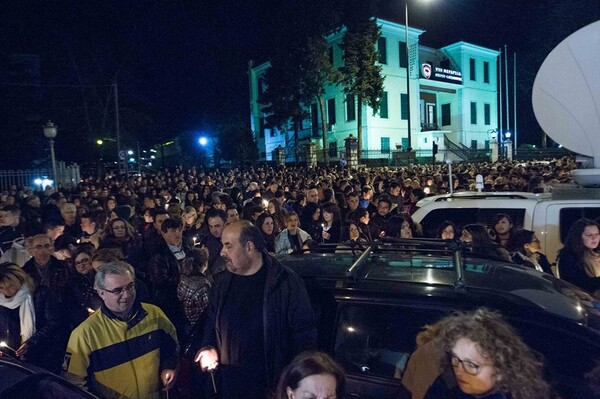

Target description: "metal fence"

left=0, top=162, right=80, bottom=192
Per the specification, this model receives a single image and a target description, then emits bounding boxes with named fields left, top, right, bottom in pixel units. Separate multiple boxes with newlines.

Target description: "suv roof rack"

left=306, top=238, right=483, bottom=291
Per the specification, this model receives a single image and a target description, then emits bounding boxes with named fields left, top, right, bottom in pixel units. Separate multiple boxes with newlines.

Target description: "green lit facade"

left=249, top=19, right=500, bottom=162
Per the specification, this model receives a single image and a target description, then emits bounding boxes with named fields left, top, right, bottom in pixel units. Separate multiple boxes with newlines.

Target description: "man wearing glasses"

left=63, top=261, right=179, bottom=399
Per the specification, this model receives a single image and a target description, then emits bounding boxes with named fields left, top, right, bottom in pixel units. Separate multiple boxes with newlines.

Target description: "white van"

left=411, top=188, right=600, bottom=265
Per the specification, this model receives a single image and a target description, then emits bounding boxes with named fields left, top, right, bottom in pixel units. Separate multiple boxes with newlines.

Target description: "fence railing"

left=0, top=162, right=80, bottom=191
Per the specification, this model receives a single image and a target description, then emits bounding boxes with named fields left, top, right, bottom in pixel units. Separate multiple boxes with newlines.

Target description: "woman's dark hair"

left=256, top=212, right=275, bottom=236
left=436, top=220, right=457, bottom=240
left=72, top=242, right=96, bottom=262
left=274, top=351, right=345, bottom=399
left=491, top=213, right=513, bottom=230
left=462, top=223, right=497, bottom=247
left=507, top=229, right=536, bottom=253
left=560, top=218, right=600, bottom=258
left=387, top=214, right=419, bottom=238
left=321, top=202, right=341, bottom=227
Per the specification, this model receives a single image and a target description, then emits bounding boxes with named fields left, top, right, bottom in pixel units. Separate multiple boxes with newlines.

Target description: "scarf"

left=0, top=284, right=36, bottom=342
left=168, top=243, right=186, bottom=260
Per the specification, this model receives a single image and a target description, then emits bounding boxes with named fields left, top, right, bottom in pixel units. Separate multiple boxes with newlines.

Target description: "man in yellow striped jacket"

left=63, top=261, right=178, bottom=399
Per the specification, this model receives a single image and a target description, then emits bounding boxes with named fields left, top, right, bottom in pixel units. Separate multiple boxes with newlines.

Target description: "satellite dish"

left=532, top=20, right=600, bottom=170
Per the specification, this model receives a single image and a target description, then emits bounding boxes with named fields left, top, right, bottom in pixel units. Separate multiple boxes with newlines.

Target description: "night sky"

left=1, top=0, right=599, bottom=163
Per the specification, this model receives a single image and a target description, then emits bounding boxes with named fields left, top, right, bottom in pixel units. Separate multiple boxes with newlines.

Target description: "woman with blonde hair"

left=0, top=262, right=65, bottom=373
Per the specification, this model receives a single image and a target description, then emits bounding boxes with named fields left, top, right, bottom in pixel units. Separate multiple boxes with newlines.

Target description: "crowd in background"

left=0, top=156, right=592, bottom=398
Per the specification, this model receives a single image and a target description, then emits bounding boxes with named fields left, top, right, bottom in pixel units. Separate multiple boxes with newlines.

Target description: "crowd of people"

left=0, top=156, right=592, bottom=398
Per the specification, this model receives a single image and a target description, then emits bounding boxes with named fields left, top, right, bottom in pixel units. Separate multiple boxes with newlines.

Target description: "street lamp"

left=504, top=130, right=513, bottom=161
left=42, top=121, right=58, bottom=188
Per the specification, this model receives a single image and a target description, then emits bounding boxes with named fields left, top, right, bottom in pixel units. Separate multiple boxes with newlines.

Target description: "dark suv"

left=277, top=240, right=600, bottom=399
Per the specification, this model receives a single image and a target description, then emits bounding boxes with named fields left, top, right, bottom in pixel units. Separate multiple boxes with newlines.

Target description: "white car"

left=412, top=187, right=600, bottom=265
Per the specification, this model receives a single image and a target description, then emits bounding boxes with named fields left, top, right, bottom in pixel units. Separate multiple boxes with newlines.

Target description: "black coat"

left=0, top=285, right=67, bottom=373
left=559, top=251, right=600, bottom=294
left=199, top=253, right=317, bottom=387
left=22, top=256, right=70, bottom=303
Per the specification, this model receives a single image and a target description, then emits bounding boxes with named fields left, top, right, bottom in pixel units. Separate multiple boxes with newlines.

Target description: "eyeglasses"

left=75, top=257, right=91, bottom=266
left=449, top=351, right=487, bottom=376
left=31, top=243, right=53, bottom=250
left=101, top=282, right=136, bottom=296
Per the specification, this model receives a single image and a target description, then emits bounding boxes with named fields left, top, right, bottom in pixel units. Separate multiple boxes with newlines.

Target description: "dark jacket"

left=147, top=240, right=192, bottom=340
left=0, top=285, right=67, bottom=373
left=98, top=234, right=144, bottom=271
left=0, top=225, right=24, bottom=253
left=200, top=233, right=227, bottom=277
left=512, top=251, right=553, bottom=274
left=199, top=253, right=317, bottom=386
left=22, top=256, right=70, bottom=303
left=424, top=369, right=510, bottom=399
left=559, top=250, right=600, bottom=294
left=64, top=272, right=103, bottom=329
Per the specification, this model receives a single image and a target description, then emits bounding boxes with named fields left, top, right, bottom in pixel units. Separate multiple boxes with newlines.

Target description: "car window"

left=559, top=207, right=600, bottom=243
left=333, top=303, right=449, bottom=380
left=507, top=316, right=600, bottom=398
left=420, top=208, right=478, bottom=237
left=419, top=207, right=527, bottom=237
left=2, top=374, right=95, bottom=399
left=480, top=208, right=525, bottom=230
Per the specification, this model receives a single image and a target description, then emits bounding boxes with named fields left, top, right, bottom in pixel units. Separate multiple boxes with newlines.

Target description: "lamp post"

left=488, top=129, right=498, bottom=162
left=504, top=130, right=513, bottom=161
left=43, top=121, right=58, bottom=188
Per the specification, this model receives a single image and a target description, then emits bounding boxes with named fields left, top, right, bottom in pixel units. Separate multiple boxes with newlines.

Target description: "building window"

left=378, top=37, right=387, bottom=64
left=400, top=93, right=408, bottom=120
left=470, top=102, right=477, bottom=124
left=484, top=103, right=491, bottom=125
left=380, top=91, right=388, bottom=118
left=329, top=141, right=337, bottom=157
left=483, top=61, right=489, bottom=83
left=470, top=58, right=476, bottom=81
left=399, top=42, right=407, bottom=68
left=441, top=104, right=451, bottom=126
left=259, top=117, right=265, bottom=138
left=327, top=98, right=336, bottom=125
left=471, top=140, right=477, bottom=149
left=346, top=94, right=356, bottom=121
left=328, top=46, right=334, bottom=65
left=270, top=128, right=276, bottom=137
left=381, top=137, right=390, bottom=154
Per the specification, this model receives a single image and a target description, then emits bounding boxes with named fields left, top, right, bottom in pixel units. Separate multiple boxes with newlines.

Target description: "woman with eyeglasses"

left=65, top=243, right=102, bottom=328
left=424, top=308, right=555, bottom=399
left=508, top=229, right=553, bottom=274
left=0, top=262, right=65, bottom=373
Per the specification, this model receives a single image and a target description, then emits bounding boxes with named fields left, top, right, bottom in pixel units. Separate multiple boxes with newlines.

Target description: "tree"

left=217, top=120, right=258, bottom=167
left=339, top=3, right=384, bottom=158
left=260, top=0, right=341, bottom=164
